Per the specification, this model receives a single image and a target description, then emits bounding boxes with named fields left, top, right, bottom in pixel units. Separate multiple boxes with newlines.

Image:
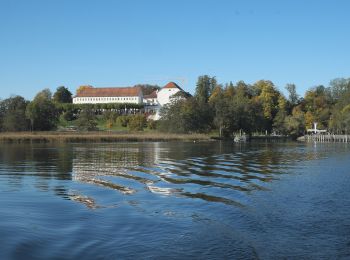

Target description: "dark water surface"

left=0, top=141, right=350, bottom=259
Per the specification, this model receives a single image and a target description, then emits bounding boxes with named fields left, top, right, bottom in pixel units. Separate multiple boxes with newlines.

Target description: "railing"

left=306, top=134, right=350, bottom=142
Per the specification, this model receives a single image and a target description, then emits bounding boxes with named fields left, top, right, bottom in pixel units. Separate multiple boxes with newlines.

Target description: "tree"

left=53, top=86, right=73, bottom=103
left=26, top=89, right=59, bottom=131
left=194, top=75, right=217, bottom=104
left=134, top=84, right=160, bottom=95
left=273, top=95, right=288, bottom=134
left=159, top=97, right=213, bottom=133
left=284, top=106, right=305, bottom=138
left=0, top=96, right=29, bottom=131
left=303, top=86, right=332, bottom=129
left=329, top=78, right=350, bottom=100
left=254, top=80, right=280, bottom=132
left=76, top=108, right=97, bottom=131
left=285, top=83, right=299, bottom=105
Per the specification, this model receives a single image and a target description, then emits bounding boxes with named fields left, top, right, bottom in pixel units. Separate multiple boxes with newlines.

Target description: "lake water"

left=0, top=141, right=350, bottom=259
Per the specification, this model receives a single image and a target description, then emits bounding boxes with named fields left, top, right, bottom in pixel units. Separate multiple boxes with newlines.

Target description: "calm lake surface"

left=0, top=141, right=350, bottom=259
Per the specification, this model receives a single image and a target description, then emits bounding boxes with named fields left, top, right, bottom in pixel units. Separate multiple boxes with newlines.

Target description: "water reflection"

left=0, top=142, right=334, bottom=209
left=1, top=142, right=350, bottom=259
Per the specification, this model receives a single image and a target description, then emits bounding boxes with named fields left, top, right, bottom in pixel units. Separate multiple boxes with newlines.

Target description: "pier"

left=305, top=134, right=350, bottom=143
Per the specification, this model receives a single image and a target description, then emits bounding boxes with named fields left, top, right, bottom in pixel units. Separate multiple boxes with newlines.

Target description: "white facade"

left=156, top=88, right=181, bottom=106
left=73, top=86, right=143, bottom=105
left=72, top=83, right=187, bottom=120
left=143, top=97, right=158, bottom=106
left=73, top=95, right=142, bottom=104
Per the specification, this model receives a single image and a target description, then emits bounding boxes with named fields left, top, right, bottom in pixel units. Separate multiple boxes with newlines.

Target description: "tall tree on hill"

left=195, top=75, right=217, bottom=104
left=329, top=78, right=350, bottom=100
left=53, top=86, right=73, bottom=103
left=285, top=83, right=299, bottom=106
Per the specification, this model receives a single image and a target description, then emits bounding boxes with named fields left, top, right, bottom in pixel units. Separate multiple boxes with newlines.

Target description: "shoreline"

left=0, top=131, right=213, bottom=143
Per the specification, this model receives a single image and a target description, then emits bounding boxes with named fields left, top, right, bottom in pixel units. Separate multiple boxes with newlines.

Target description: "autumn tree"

left=303, top=85, right=332, bottom=129
left=273, top=95, right=288, bottom=134
left=254, top=80, right=280, bottom=132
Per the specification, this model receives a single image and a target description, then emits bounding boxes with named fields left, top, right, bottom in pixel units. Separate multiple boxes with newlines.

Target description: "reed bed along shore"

left=0, top=131, right=212, bottom=143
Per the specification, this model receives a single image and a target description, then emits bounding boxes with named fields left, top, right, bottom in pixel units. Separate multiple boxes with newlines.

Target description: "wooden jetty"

left=305, top=134, right=350, bottom=143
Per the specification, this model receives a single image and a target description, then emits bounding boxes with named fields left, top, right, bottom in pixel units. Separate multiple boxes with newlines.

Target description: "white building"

left=72, top=82, right=188, bottom=120
left=156, top=82, right=184, bottom=106
left=143, top=90, right=158, bottom=106
left=147, top=82, right=186, bottom=120
left=73, top=86, right=143, bottom=105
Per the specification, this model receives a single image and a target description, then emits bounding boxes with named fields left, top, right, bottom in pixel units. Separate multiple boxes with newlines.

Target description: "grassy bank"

left=0, top=131, right=212, bottom=143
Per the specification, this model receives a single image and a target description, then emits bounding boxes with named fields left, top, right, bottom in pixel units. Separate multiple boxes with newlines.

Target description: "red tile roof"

left=163, top=82, right=182, bottom=89
left=162, top=82, right=186, bottom=93
left=76, top=86, right=141, bottom=97
left=144, top=90, right=157, bottom=99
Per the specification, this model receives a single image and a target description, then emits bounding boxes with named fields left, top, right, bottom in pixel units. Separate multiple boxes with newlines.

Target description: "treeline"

left=0, top=86, right=145, bottom=132
left=1, top=77, right=350, bottom=137
left=159, top=76, right=350, bottom=137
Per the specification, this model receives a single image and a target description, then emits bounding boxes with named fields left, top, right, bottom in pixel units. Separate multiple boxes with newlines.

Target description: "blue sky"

left=1, top=0, right=349, bottom=99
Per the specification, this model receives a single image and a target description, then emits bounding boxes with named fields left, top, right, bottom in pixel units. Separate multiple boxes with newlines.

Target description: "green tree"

left=53, top=86, right=73, bottom=103
left=159, top=97, right=213, bottom=133
left=26, top=89, right=59, bottom=131
left=0, top=96, right=29, bottom=131
left=134, top=84, right=160, bottom=95
left=329, top=78, right=350, bottom=100
left=273, top=95, right=288, bottom=134
left=285, top=83, right=299, bottom=105
left=284, top=106, right=305, bottom=138
left=209, top=85, right=228, bottom=137
left=195, top=75, right=217, bottom=104
left=76, top=108, right=98, bottom=131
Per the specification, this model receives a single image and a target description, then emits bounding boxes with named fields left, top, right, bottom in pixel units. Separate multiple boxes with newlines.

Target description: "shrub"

left=128, top=114, right=147, bottom=131
left=116, top=115, right=130, bottom=127
left=76, top=109, right=98, bottom=131
left=147, top=119, right=157, bottom=130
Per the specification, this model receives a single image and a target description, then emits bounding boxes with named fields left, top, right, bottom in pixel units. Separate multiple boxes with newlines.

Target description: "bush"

left=76, top=109, right=98, bottom=131
left=128, top=114, right=147, bottom=131
left=116, top=115, right=130, bottom=127
left=147, top=119, right=157, bottom=130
